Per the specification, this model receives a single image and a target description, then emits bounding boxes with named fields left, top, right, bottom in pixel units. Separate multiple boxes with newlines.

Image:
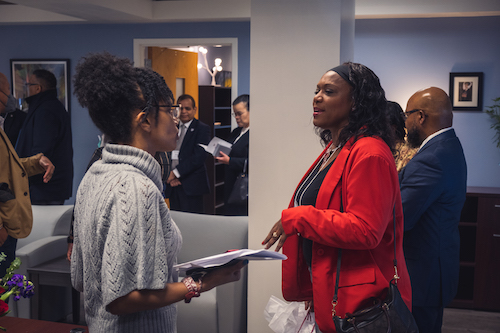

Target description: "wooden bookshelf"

left=449, top=187, right=500, bottom=311
left=198, top=85, right=232, bottom=215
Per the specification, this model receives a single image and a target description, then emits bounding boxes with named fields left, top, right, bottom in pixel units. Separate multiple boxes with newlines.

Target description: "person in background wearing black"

left=15, top=69, right=73, bottom=205
left=216, top=94, right=249, bottom=216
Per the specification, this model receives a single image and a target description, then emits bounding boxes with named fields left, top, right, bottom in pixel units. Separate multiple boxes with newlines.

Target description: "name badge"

left=172, top=150, right=179, bottom=160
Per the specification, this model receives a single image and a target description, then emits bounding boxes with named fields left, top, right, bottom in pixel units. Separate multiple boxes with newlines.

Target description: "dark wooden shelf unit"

left=198, top=85, right=232, bottom=215
left=449, top=187, right=500, bottom=311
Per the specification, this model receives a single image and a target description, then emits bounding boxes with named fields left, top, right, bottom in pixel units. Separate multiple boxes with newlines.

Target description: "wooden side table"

left=28, top=256, right=81, bottom=324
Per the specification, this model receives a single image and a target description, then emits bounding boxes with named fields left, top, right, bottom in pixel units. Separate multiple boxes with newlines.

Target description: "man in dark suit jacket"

left=15, top=69, right=73, bottom=205
left=399, top=87, right=467, bottom=333
left=165, top=94, right=210, bottom=213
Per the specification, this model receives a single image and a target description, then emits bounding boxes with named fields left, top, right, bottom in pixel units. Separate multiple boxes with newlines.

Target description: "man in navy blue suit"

left=399, top=87, right=467, bottom=333
left=165, top=94, right=210, bottom=213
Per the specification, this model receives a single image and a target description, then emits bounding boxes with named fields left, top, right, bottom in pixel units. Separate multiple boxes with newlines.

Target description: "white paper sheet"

left=199, top=137, right=232, bottom=157
left=174, top=249, right=287, bottom=272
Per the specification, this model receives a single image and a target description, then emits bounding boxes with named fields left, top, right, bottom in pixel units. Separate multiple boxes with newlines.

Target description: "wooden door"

left=148, top=47, right=199, bottom=117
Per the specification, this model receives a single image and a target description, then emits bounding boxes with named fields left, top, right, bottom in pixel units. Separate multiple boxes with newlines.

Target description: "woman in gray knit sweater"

left=71, top=52, right=245, bottom=333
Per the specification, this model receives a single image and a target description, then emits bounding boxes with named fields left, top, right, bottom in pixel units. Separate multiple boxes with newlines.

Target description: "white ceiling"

left=0, top=0, right=499, bottom=24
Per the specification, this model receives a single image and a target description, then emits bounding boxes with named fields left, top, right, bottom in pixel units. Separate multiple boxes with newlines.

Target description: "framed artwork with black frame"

left=10, top=59, right=70, bottom=113
left=449, top=72, right=483, bottom=111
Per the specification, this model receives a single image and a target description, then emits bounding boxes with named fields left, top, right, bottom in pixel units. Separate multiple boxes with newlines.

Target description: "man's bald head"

left=405, top=87, right=453, bottom=147
left=407, top=87, right=453, bottom=127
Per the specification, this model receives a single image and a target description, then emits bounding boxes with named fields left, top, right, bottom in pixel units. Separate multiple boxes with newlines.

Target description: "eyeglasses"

left=24, top=83, right=40, bottom=87
left=232, top=112, right=245, bottom=118
left=155, top=104, right=180, bottom=119
left=403, top=109, right=422, bottom=119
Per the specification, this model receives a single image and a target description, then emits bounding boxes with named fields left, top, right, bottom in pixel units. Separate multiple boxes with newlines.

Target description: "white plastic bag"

left=264, top=295, right=315, bottom=333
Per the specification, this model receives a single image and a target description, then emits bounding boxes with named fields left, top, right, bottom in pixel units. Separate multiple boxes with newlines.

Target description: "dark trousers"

left=169, top=185, right=204, bottom=214
left=0, top=236, right=18, bottom=279
left=412, top=305, right=444, bottom=333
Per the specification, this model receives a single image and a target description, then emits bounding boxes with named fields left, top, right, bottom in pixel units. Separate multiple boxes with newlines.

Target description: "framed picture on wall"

left=449, top=72, right=483, bottom=111
left=10, top=59, right=70, bottom=112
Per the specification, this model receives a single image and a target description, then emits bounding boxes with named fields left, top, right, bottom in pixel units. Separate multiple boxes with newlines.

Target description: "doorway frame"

left=133, top=38, right=238, bottom=119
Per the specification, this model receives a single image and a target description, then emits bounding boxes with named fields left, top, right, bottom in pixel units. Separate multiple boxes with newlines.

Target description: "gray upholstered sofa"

left=11, top=205, right=248, bottom=333
left=171, top=210, right=248, bottom=333
left=14, top=204, right=74, bottom=319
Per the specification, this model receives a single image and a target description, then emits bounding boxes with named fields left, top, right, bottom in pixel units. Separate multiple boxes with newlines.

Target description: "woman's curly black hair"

left=135, top=67, right=174, bottom=125
left=386, top=100, right=406, bottom=143
left=317, top=62, right=395, bottom=151
left=73, top=52, right=173, bottom=143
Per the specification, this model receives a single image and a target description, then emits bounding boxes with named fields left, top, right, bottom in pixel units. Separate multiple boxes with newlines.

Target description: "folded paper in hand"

left=174, top=249, right=287, bottom=272
left=199, top=137, right=232, bottom=157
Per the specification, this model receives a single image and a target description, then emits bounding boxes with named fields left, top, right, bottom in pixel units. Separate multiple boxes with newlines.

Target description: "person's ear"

left=418, top=110, right=426, bottom=125
left=135, top=111, right=152, bottom=132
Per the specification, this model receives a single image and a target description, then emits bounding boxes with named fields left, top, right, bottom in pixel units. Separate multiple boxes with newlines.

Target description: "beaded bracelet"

left=181, top=276, right=201, bottom=303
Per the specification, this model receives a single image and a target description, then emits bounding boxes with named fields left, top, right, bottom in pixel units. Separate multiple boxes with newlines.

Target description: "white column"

left=248, top=0, right=354, bottom=332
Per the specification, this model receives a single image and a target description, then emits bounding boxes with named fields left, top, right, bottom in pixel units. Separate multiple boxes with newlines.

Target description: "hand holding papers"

left=174, top=249, right=287, bottom=275
left=199, top=137, right=232, bottom=157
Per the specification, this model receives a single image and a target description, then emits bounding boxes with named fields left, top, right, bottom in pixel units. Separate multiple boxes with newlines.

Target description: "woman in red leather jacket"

left=262, top=62, right=412, bottom=333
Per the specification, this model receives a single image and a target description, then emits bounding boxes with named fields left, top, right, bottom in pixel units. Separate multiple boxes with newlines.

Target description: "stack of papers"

left=174, top=249, right=287, bottom=273
left=199, top=137, right=232, bottom=157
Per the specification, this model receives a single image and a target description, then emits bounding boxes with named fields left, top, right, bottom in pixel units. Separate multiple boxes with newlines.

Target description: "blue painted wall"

left=0, top=21, right=250, bottom=203
left=1, top=16, right=499, bottom=204
left=354, top=16, right=500, bottom=188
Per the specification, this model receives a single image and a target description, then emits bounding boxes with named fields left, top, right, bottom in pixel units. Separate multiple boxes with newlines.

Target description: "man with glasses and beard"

left=399, top=87, right=467, bottom=333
